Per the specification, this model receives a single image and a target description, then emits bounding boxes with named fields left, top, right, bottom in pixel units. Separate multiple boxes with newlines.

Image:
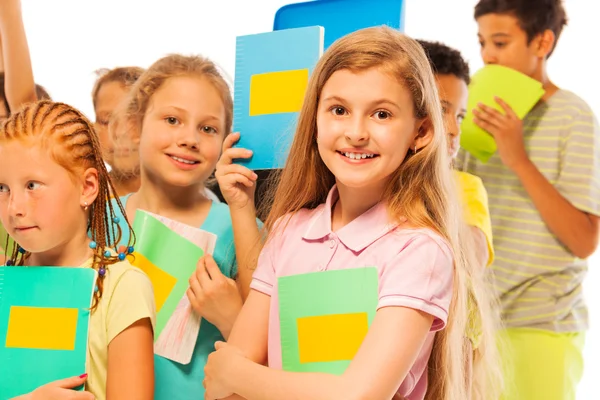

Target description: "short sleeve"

left=250, top=238, right=276, bottom=296
left=457, top=172, right=494, bottom=266
left=250, top=217, right=284, bottom=296
left=106, top=268, right=156, bottom=343
left=555, top=109, right=600, bottom=217
left=378, top=234, right=454, bottom=331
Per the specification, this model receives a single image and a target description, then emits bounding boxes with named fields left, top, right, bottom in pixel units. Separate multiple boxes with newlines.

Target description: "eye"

left=457, top=114, right=466, bottom=124
left=165, top=116, right=180, bottom=126
left=26, top=181, right=41, bottom=191
left=201, top=126, right=218, bottom=134
left=329, top=106, right=347, bottom=116
left=373, top=110, right=391, bottom=120
left=494, top=42, right=507, bottom=48
left=96, top=118, right=109, bottom=126
left=478, top=40, right=485, bottom=48
left=0, top=184, right=9, bottom=193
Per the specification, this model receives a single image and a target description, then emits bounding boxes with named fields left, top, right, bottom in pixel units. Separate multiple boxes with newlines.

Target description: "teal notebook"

left=278, top=267, right=379, bottom=375
left=0, top=267, right=96, bottom=398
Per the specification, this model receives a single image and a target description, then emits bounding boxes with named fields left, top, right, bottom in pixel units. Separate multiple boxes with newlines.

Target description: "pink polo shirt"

left=250, top=186, right=454, bottom=399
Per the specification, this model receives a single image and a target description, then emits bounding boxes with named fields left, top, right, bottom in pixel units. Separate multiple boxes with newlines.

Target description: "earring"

left=414, top=145, right=418, bottom=154
left=83, top=201, right=88, bottom=211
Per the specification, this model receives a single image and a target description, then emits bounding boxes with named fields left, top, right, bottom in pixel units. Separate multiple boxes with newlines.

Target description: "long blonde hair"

left=265, top=26, right=501, bottom=399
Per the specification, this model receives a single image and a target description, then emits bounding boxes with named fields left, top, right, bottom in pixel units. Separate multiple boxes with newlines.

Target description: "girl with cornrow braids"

left=0, top=101, right=156, bottom=400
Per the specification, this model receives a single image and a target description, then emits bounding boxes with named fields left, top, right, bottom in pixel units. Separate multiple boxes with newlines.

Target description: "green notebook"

left=0, top=267, right=96, bottom=398
left=278, top=267, right=379, bottom=375
left=460, top=64, right=545, bottom=162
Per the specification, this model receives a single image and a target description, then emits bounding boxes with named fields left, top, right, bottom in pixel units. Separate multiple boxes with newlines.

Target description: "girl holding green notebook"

left=204, top=27, right=495, bottom=400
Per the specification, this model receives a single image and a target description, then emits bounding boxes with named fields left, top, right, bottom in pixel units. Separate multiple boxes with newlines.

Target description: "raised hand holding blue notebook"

left=0, top=267, right=96, bottom=398
left=233, top=26, right=324, bottom=170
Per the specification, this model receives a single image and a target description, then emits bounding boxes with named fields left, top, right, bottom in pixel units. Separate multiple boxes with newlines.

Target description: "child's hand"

left=27, top=374, right=94, bottom=400
left=187, top=255, right=243, bottom=339
left=215, top=132, right=258, bottom=211
left=204, top=341, right=244, bottom=400
left=473, top=97, right=529, bottom=171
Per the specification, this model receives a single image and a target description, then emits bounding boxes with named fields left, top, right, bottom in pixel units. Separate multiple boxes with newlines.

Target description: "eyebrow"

left=321, top=95, right=400, bottom=109
left=478, top=32, right=511, bottom=38
left=440, top=99, right=466, bottom=113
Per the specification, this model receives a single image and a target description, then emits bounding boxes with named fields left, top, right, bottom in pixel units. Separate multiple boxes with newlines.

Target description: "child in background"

left=110, top=54, right=262, bottom=399
left=92, top=66, right=145, bottom=197
left=0, top=101, right=155, bottom=399
left=459, top=0, right=600, bottom=398
left=419, top=39, right=501, bottom=399
left=203, top=27, right=488, bottom=400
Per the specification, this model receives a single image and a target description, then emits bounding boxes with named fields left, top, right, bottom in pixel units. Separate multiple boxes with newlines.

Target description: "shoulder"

left=454, top=170, right=484, bottom=190
left=390, top=228, right=453, bottom=261
left=547, top=90, right=597, bottom=122
left=103, top=259, right=153, bottom=298
left=270, top=206, right=324, bottom=236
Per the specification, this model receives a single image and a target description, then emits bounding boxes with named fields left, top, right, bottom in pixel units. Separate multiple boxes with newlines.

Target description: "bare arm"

left=230, top=205, right=262, bottom=300
left=470, top=227, right=489, bottom=270
left=208, top=304, right=434, bottom=400
left=513, top=159, right=600, bottom=258
left=0, top=0, right=36, bottom=110
left=106, top=318, right=154, bottom=400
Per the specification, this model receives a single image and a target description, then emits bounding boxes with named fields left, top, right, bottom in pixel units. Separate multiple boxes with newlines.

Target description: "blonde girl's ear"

left=413, top=117, right=434, bottom=152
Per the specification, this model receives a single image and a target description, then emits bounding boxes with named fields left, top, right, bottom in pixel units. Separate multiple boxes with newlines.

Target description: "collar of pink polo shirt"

left=302, top=185, right=404, bottom=252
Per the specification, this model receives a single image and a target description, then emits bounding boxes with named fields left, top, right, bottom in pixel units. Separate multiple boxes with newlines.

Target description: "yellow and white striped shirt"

left=458, top=89, right=600, bottom=332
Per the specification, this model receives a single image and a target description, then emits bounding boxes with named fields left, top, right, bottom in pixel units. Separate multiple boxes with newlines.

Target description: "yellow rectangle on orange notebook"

left=6, top=306, right=78, bottom=350
left=130, top=252, right=177, bottom=312
left=297, top=312, right=368, bottom=364
left=249, top=69, right=309, bottom=116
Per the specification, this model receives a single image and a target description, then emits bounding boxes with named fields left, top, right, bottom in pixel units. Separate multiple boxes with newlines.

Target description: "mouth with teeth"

left=168, top=154, right=199, bottom=165
left=337, top=151, right=379, bottom=160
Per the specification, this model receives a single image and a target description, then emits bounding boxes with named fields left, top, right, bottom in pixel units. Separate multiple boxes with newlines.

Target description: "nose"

left=447, top=117, right=460, bottom=139
left=7, top=190, right=26, bottom=218
left=481, top=46, right=497, bottom=65
left=176, top=124, right=200, bottom=150
left=344, top=115, right=369, bottom=144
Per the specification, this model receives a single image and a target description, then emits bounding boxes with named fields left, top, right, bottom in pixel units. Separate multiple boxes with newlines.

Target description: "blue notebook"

left=233, top=26, right=324, bottom=170
left=274, top=0, right=406, bottom=49
left=0, top=267, right=96, bottom=398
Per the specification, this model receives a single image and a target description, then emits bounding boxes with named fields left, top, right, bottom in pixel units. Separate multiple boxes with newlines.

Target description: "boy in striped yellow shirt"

left=459, top=1, right=600, bottom=399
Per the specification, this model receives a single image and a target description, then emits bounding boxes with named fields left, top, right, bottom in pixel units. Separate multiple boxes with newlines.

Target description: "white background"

left=20, top=0, right=599, bottom=397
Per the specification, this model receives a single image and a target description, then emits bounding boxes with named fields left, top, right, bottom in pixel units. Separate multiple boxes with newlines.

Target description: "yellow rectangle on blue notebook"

left=297, top=312, right=368, bottom=363
left=249, top=69, right=309, bottom=116
left=6, top=306, right=78, bottom=350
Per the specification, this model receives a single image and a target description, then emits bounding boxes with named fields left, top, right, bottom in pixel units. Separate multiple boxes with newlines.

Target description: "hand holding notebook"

left=131, top=210, right=217, bottom=365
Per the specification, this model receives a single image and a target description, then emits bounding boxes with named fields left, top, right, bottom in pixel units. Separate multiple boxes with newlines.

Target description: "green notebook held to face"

left=278, top=267, right=379, bottom=375
left=0, top=266, right=96, bottom=399
left=460, top=64, right=545, bottom=163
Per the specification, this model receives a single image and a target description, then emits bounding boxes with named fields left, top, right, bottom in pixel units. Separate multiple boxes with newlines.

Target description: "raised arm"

left=0, top=0, right=36, bottom=111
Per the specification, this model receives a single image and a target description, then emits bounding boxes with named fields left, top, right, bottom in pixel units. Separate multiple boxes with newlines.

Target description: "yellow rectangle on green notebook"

left=249, top=69, right=309, bottom=116
left=6, top=306, right=78, bottom=350
left=130, top=252, right=177, bottom=313
left=297, top=312, right=368, bottom=363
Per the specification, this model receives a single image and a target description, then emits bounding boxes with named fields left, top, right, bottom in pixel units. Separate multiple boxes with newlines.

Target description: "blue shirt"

left=110, top=195, right=238, bottom=399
